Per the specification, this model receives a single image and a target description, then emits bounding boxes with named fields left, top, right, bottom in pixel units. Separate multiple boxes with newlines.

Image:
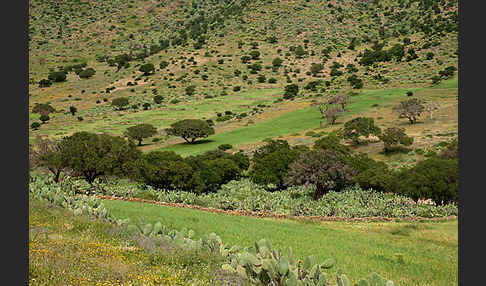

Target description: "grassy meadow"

left=103, top=199, right=458, bottom=286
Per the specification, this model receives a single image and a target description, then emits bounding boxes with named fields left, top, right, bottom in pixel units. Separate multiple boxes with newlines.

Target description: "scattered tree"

left=31, top=122, right=41, bottom=130
left=378, top=127, right=413, bottom=152
left=111, top=97, right=130, bottom=110
left=166, top=119, right=215, bottom=143
left=139, top=63, right=155, bottom=76
left=283, top=84, right=299, bottom=99
left=393, top=98, right=424, bottom=124
left=69, top=106, right=77, bottom=116
left=32, top=103, right=55, bottom=116
left=153, top=95, right=164, bottom=104
left=39, top=114, right=50, bottom=123
left=29, top=135, right=65, bottom=182
left=125, top=124, right=158, bottom=146
left=318, top=103, right=343, bottom=125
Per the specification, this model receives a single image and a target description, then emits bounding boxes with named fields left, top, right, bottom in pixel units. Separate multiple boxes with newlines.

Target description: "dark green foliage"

left=249, top=140, right=307, bottom=188
left=241, top=55, right=251, bottom=64
left=249, top=50, right=260, bottom=60
left=247, top=63, right=262, bottom=74
left=283, top=84, right=299, bottom=99
left=153, top=95, right=164, bottom=104
left=392, top=157, right=458, bottom=204
left=38, top=79, right=52, bottom=88
left=304, top=80, right=322, bottom=92
left=48, top=70, right=67, bottom=82
left=59, top=132, right=141, bottom=184
left=32, top=103, right=55, bottom=115
left=218, top=144, right=233, bottom=151
left=31, top=122, right=41, bottom=130
left=268, top=78, right=277, bottom=84
left=69, top=106, right=77, bottom=116
left=233, top=86, right=241, bottom=92
left=257, top=74, right=266, bottom=83
left=111, top=97, right=130, bottom=110
left=39, top=114, right=50, bottom=123
left=293, top=45, right=307, bottom=58
left=78, top=68, right=96, bottom=79
left=313, top=135, right=352, bottom=157
left=139, top=63, right=155, bottom=76
left=77, top=116, right=84, bottom=121
left=378, top=127, right=413, bottom=152
left=431, top=75, right=441, bottom=84
left=406, top=91, right=413, bottom=97
left=310, top=63, right=324, bottom=76
left=159, top=61, right=169, bottom=69
left=346, top=153, right=393, bottom=192
left=166, top=119, right=215, bottom=143
left=438, top=65, right=457, bottom=79
left=426, top=52, right=435, bottom=60
left=185, top=85, right=196, bottom=96
left=346, top=64, right=358, bottom=73
left=347, top=74, right=363, bottom=89
left=284, top=150, right=356, bottom=200
left=132, top=151, right=197, bottom=192
left=272, top=57, right=283, bottom=69
left=124, top=124, right=158, bottom=146
left=342, top=117, right=381, bottom=144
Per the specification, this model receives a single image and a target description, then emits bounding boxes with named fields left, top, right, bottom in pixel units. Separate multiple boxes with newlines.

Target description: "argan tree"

left=59, top=132, right=141, bottom=184
left=139, top=63, right=155, bottom=76
left=111, top=97, right=130, bottom=110
left=327, top=94, right=350, bottom=111
left=284, top=150, right=356, bottom=200
left=32, top=103, right=55, bottom=116
left=342, top=117, right=381, bottom=144
left=393, top=98, right=424, bottom=124
left=378, top=127, right=413, bottom=153
left=166, top=119, right=215, bottom=143
left=69, top=106, right=77, bottom=116
left=125, top=124, right=158, bottom=146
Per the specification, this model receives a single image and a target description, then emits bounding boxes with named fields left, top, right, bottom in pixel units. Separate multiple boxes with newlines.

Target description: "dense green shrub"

left=31, top=122, right=41, bottom=130
left=313, top=135, right=352, bottom=157
left=38, top=79, right=52, bottom=87
left=392, top=157, right=458, bottom=204
left=166, top=119, right=215, bottom=143
left=342, top=117, right=381, bottom=144
left=48, top=70, right=67, bottom=82
left=132, top=151, right=197, bottom=192
left=69, top=106, right=77, bottom=116
left=59, top=132, right=141, bottom=184
left=378, top=127, right=414, bottom=152
left=39, top=114, right=50, bottom=123
left=111, top=97, right=130, bottom=110
left=78, top=68, right=96, bottom=79
left=185, top=85, right=196, bottom=96
left=218, top=144, right=233, bottom=151
left=249, top=140, right=307, bottom=189
left=139, top=63, right=155, bottom=75
left=159, top=61, right=169, bottom=69
left=283, top=84, right=299, bottom=99
left=257, top=74, right=266, bottom=83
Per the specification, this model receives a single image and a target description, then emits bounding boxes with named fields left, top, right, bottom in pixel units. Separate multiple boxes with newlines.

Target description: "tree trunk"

left=138, top=139, right=142, bottom=146
left=313, top=184, right=325, bottom=200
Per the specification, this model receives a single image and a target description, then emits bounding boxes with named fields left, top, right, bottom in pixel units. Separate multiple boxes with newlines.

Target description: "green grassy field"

left=160, top=86, right=425, bottom=156
left=103, top=199, right=458, bottom=286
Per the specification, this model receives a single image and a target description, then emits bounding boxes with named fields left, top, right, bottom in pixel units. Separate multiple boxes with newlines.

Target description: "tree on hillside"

left=78, top=68, right=96, bottom=79
left=48, top=70, right=67, bottom=82
left=69, top=106, right=77, bottom=116
left=378, top=127, right=413, bottom=153
left=111, top=97, right=130, bottom=111
left=313, top=135, right=352, bottom=157
left=310, top=63, right=324, bottom=77
left=284, top=150, right=356, bottom=200
left=283, top=84, right=299, bottom=99
left=124, top=124, right=158, bottom=146
left=139, top=63, right=155, bottom=76
left=185, top=85, right=196, bottom=96
left=59, top=132, right=141, bottom=184
left=40, top=114, right=50, bottom=124
left=424, top=102, right=440, bottom=119
left=166, top=119, right=215, bottom=143
left=342, top=117, right=381, bottom=144
left=272, top=57, right=283, bottom=70
left=32, top=103, right=56, bottom=116
left=153, top=95, right=164, bottom=104
left=393, top=98, right=424, bottom=124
